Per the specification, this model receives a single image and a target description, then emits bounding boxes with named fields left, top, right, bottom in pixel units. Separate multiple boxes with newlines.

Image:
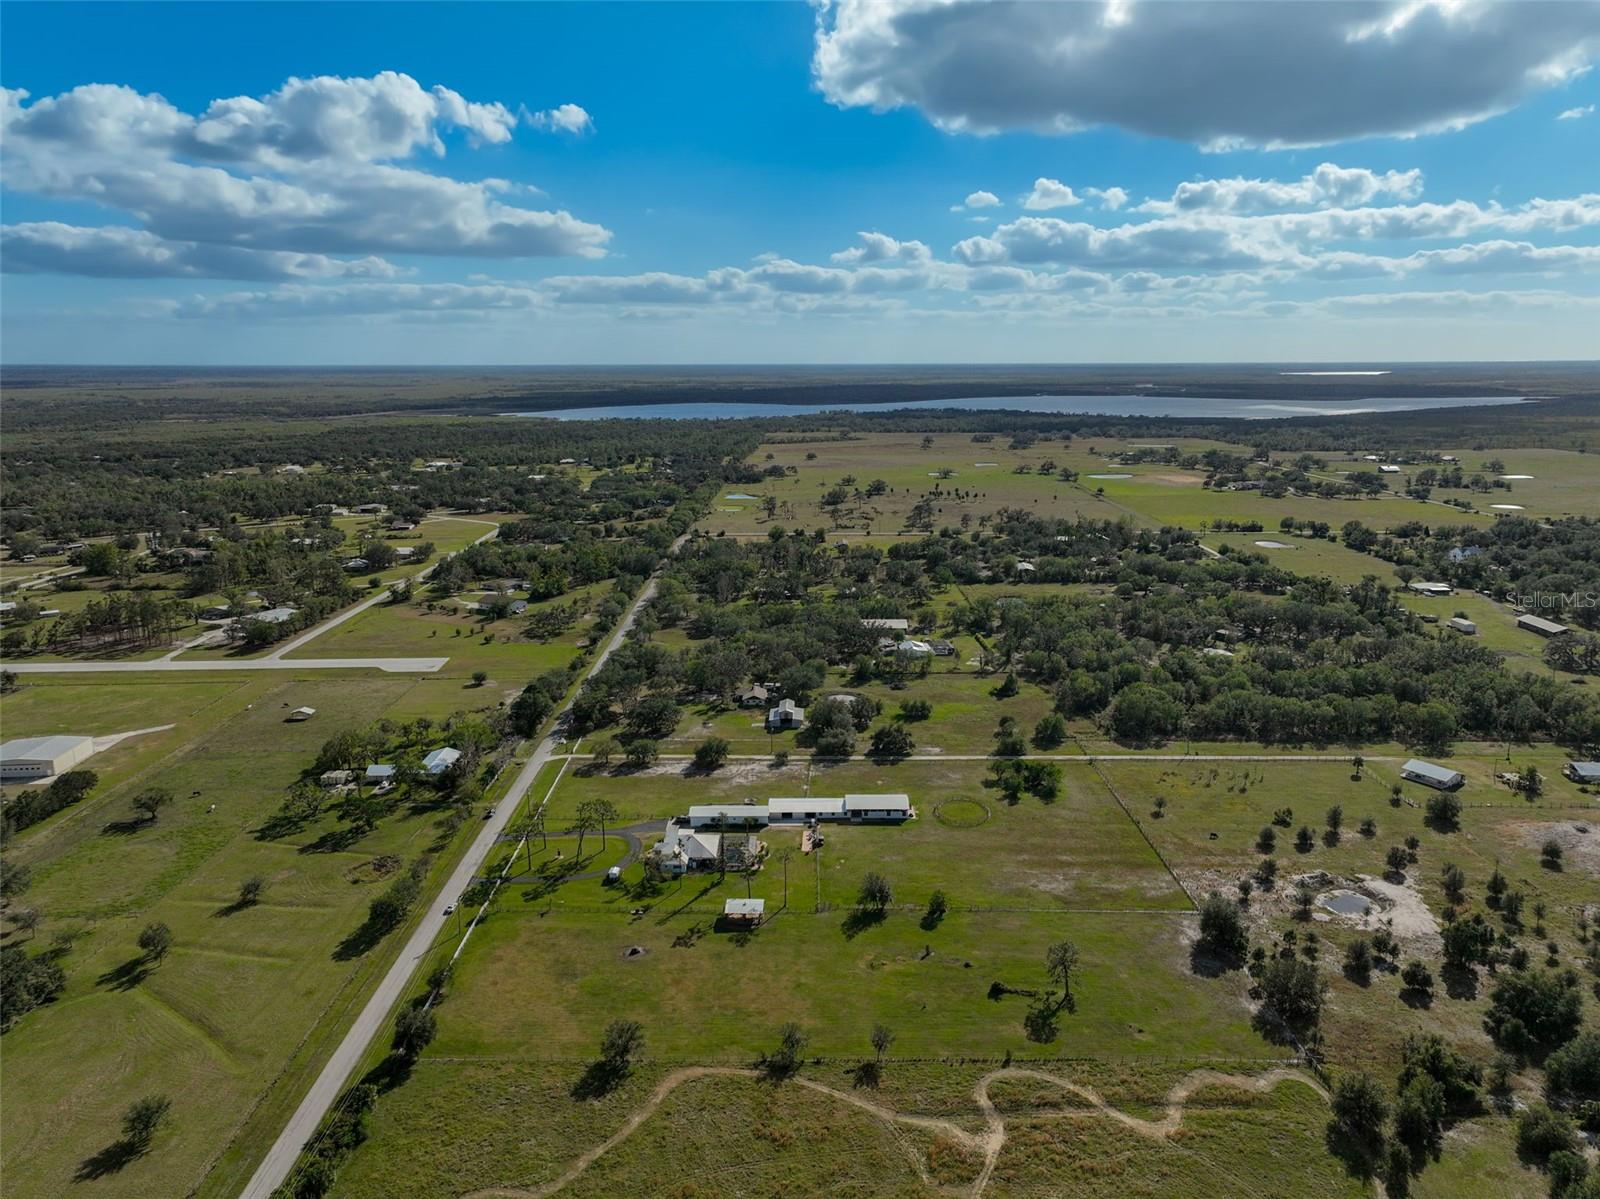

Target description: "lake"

left=506, top=394, right=1530, bottom=422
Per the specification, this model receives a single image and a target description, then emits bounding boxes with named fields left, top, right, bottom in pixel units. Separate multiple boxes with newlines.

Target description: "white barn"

left=0, top=734, right=96, bottom=781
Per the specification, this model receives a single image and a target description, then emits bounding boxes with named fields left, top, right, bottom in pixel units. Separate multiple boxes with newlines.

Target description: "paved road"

left=5, top=656, right=450, bottom=675
left=3, top=518, right=501, bottom=677
left=239, top=534, right=684, bottom=1199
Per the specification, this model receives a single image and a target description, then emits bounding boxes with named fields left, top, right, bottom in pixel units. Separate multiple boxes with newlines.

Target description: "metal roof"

left=1401, top=759, right=1462, bottom=783
left=0, top=734, right=93, bottom=762
left=723, top=898, right=764, bottom=916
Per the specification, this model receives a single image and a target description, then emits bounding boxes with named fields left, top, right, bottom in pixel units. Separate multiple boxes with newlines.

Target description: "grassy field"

left=0, top=670, right=491, bottom=1199
left=282, top=582, right=604, bottom=684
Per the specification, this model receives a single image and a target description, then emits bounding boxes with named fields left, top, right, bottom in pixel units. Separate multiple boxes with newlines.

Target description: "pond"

left=1319, top=890, right=1373, bottom=917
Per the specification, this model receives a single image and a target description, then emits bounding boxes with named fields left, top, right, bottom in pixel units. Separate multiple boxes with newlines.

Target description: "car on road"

left=442, top=903, right=456, bottom=916
left=483, top=806, right=495, bottom=820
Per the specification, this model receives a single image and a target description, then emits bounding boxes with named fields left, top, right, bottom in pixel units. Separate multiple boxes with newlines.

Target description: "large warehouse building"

left=0, top=734, right=97, bottom=782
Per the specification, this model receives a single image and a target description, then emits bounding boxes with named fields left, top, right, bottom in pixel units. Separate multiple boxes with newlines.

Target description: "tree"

left=1197, top=892, right=1248, bottom=963
left=1045, top=939, right=1080, bottom=1001
left=1325, top=805, right=1343, bottom=837
left=592, top=798, right=620, bottom=848
left=858, top=872, right=892, bottom=911
left=923, top=889, right=948, bottom=929
left=1105, top=683, right=1183, bottom=743
left=568, top=800, right=601, bottom=858
left=624, top=739, right=658, bottom=768
left=1545, top=1031, right=1600, bottom=1101
left=0, top=857, right=32, bottom=901
left=1485, top=969, right=1584, bottom=1052
left=600, top=1018, right=644, bottom=1072
left=471, top=669, right=488, bottom=687
left=1343, top=938, right=1373, bottom=985
left=12, top=907, right=41, bottom=939
left=693, top=737, right=730, bottom=771
left=392, top=1004, right=437, bottom=1058
left=1330, top=1072, right=1389, bottom=1156
left=1441, top=914, right=1494, bottom=971
left=1385, top=845, right=1410, bottom=876
left=237, top=875, right=265, bottom=906
left=1541, top=839, right=1564, bottom=869
left=1516, top=1103, right=1578, bottom=1164
left=870, top=1022, right=894, bottom=1063
left=138, top=922, right=173, bottom=963
left=1258, top=956, right=1326, bottom=1032
left=869, top=723, right=914, bottom=759
left=768, top=1022, right=808, bottom=1075
left=1401, top=960, right=1434, bottom=999
left=1519, top=764, right=1543, bottom=798
left=1425, top=791, right=1461, bottom=831
left=121, top=1094, right=172, bottom=1148
left=1032, top=712, right=1067, bottom=748
left=131, top=787, right=173, bottom=823
left=588, top=735, right=619, bottom=766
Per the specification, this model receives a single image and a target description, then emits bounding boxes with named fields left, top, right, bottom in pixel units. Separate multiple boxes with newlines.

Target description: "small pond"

left=1319, top=890, right=1373, bottom=917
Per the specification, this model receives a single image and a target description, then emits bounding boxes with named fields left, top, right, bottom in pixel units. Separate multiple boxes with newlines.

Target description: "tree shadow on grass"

left=570, top=1059, right=630, bottom=1100
left=96, top=956, right=151, bottom=991
left=299, top=826, right=366, bottom=855
left=851, top=1060, right=882, bottom=1089
left=1441, top=963, right=1479, bottom=1001
left=841, top=907, right=886, bottom=939
left=333, top=918, right=391, bottom=962
left=1188, top=945, right=1242, bottom=979
left=75, top=1139, right=146, bottom=1181
left=99, top=817, right=147, bottom=837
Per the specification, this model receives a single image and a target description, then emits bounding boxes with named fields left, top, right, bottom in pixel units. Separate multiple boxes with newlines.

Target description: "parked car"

left=604, top=866, right=622, bottom=885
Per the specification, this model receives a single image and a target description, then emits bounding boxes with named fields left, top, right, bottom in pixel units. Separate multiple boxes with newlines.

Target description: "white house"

left=652, top=823, right=757, bottom=875
left=0, top=734, right=96, bottom=781
left=1401, top=759, right=1465, bottom=790
left=422, top=747, right=461, bottom=775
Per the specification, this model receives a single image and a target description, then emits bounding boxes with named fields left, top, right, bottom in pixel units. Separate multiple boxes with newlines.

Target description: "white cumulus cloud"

left=814, top=0, right=1600, bottom=146
left=1022, top=178, right=1081, bottom=210
left=0, top=74, right=610, bottom=274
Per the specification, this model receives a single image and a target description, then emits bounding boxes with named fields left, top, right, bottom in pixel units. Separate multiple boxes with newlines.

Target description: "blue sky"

left=2, top=0, right=1598, bottom=363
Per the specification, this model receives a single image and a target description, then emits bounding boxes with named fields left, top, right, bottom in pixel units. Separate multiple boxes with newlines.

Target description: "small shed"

left=736, top=684, right=769, bottom=708
left=287, top=706, right=317, bottom=722
left=365, top=764, right=397, bottom=783
left=723, top=898, right=764, bottom=924
left=319, top=769, right=357, bottom=788
left=1401, top=759, right=1464, bottom=791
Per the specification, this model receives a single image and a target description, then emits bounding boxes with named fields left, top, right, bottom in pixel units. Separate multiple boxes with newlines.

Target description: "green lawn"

left=0, top=670, right=487, bottom=1199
